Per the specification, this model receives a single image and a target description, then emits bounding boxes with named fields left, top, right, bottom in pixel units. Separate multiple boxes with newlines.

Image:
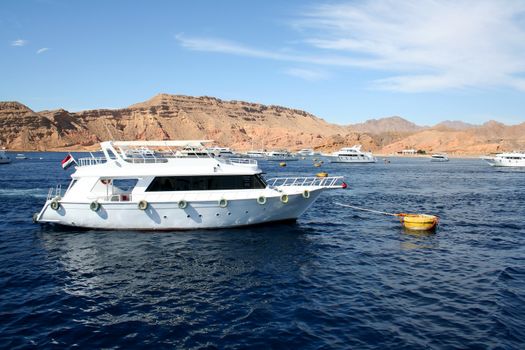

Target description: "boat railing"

left=78, top=157, right=107, bottom=166
left=265, top=176, right=344, bottom=188
left=123, top=157, right=169, bottom=164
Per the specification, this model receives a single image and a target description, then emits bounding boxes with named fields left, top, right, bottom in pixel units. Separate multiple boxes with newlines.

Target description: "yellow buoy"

left=316, top=171, right=328, bottom=177
left=398, top=214, right=438, bottom=231
left=279, top=162, right=286, bottom=167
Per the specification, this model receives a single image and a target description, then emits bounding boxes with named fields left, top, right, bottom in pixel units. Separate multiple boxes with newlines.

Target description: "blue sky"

left=1, top=0, right=525, bottom=126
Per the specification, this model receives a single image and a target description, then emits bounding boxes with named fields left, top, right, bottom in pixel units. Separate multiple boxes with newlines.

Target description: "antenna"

left=104, top=123, right=115, bottom=140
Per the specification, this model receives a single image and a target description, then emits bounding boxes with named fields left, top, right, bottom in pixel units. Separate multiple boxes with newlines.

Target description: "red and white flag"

left=61, top=154, right=76, bottom=170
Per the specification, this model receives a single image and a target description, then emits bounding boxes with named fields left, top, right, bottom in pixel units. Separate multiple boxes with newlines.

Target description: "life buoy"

left=100, top=179, right=112, bottom=185
left=302, top=190, right=310, bottom=199
left=50, top=200, right=60, bottom=210
left=257, top=196, right=266, bottom=205
left=218, top=198, right=228, bottom=208
left=178, top=200, right=187, bottom=209
left=280, top=194, right=289, bottom=204
left=138, top=200, right=148, bottom=210
left=90, top=201, right=100, bottom=212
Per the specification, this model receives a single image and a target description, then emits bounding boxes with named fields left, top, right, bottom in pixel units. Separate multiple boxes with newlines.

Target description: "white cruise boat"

left=34, top=140, right=345, bottom=230
left=325, top=145, right=376, bottom=163
left=265, top=150, right=298, bottom=161
left=482, top=151, right=525, bottom=167
left=430, top=153, right=449, bottom=162
left=0, top=149, right=11, bottom=164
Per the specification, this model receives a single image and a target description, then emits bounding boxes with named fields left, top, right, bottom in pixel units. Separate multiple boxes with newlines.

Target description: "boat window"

left=146, top=175, right=266, bottom=192
left=112, top=178, right=139, bottom=192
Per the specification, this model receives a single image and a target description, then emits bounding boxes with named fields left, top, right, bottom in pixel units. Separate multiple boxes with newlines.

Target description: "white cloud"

left=297, top=0, right=525, bottom=92
left=36, top=47, right=49, bottom=54
left=285, top=68, right=328, bottom=81
left=175, top=1, right=525, bottom=92
left=174, top=33, right=380, bottom=68
left=11, top=39, right=28, bottom=46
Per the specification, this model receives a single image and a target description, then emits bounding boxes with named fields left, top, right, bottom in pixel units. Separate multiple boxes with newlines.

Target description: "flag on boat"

left=61, top=153, right=76, bottom=169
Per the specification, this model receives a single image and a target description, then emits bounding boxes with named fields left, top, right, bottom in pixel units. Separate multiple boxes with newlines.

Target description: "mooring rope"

left=334, top=202, right=401, bottom=217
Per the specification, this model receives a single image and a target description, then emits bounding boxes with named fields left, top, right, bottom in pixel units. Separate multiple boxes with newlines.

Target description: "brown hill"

left=380, top=122, right=525, bottom=154
left=1, top=94, right=377, bottom=151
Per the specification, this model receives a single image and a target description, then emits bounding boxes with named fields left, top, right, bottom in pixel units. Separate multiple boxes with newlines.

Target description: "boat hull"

left=36, top=191, right=323, bottom=230
left=484, top=159, right=525, bottom=167
left=329, top=156, right=376, bottom=163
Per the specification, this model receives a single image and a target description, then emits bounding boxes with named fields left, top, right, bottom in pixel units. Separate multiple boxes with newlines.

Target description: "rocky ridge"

left=1, top=94, right=524, bottom=154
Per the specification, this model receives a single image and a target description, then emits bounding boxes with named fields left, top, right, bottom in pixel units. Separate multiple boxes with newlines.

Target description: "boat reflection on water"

left=36, top=225, right=318, bottom=303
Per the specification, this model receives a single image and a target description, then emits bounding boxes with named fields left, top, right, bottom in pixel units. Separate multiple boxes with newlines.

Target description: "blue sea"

left=1, top=153, right=524, bottom=349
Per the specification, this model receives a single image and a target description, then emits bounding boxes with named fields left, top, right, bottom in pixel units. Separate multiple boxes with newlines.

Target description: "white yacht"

left=245, top=150, right=267, bottom=159
left=430, top=153, right=449, bottom=162
left=296, top=148, right=317, bottom=157
left=325, top=145, right=376, bottom=163
left=16, top=153, right=28, bottom=160
left=207, top=147, right=239, bottom=158
left=0, top=149, right=11, bottom=164
left=265, top=150, right=298, bottom=162
left=482, top=151, right=525, bottom=167
left=34, top=140, right=345, bottom=230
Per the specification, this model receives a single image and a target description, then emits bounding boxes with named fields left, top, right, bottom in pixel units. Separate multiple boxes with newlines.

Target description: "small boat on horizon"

left=265, top=150, right=298, bottom=162
left=0, top=149, right=11, bottom=164
left=296, top=148, right=319, bottom=157
left=430, top=153, right=449, bottom=162
left=15, top=153, right=28, bottom=160
left=244, top=150, right=267, bottom=159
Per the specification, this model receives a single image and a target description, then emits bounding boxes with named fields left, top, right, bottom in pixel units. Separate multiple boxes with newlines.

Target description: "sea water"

left=1, top=153, right=524, bottom=348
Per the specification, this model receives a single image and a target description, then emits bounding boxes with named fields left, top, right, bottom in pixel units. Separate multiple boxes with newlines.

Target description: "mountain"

left=433, top=120, right=476, bottom=130
left=1, top=95, right=523, bottom=154
left=348, top=116, right=424, bottom=134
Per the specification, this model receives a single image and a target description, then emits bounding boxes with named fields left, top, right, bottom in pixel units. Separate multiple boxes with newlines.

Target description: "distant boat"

left=207, top=147, right=240, bottom=158
left=430, top=153, right=449, bottom=162
left=265, top=150, right=298, bottom=161
left=245, top=150, right=267, bottom=159
left=0, top=149, right=11, bottom=164
left=325, top=145, right=377, bottom=163
left=15, top=153, right=28, bottom=160
left=296, top=148, right=318, bottom=157
left=481, top=151, right=525, bottom=167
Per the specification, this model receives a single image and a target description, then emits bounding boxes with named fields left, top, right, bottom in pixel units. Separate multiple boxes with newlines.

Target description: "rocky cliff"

left=1, top=94, right=523, bottom=154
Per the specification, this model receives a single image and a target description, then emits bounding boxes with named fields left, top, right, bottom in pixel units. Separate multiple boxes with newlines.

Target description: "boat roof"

left=110, top=140, right=212, bottom=148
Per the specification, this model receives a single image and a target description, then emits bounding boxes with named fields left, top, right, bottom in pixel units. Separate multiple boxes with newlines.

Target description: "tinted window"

left=146, top=175, right=266, bottom=192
